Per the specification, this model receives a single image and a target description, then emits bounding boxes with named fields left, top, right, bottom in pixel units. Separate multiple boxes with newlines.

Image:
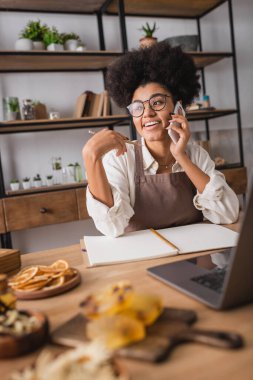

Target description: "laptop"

left=147, top=184, right=253, bottom=309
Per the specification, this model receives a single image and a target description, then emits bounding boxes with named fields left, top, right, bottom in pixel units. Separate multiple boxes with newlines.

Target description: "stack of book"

left=0, top=249, right=21, bottom=274
left=73, top=90, right=110, bottom=118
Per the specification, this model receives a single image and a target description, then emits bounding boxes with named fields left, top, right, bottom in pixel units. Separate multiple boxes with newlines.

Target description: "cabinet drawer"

left=3, top=190, right=79, bottom=232
left=0, top=200, right=6, bottom=233
left=76, top=188, right=90, bottom=220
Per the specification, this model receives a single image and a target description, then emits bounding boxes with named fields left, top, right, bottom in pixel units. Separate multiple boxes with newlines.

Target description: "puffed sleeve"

left=86, top=149, right=135, bottom=237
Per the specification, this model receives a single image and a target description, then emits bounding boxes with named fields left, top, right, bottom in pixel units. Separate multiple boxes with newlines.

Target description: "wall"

left=0, top=0, right=252, bottom=252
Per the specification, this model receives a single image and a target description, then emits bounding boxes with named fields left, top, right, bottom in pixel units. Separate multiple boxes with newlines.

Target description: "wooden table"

left=2, top=229, right=253, bottom=380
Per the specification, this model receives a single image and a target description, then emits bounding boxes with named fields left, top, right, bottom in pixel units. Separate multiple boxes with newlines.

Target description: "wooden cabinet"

left=3, top=189, right=89, bottom=232
left=0, top=200, right=6, bottom=233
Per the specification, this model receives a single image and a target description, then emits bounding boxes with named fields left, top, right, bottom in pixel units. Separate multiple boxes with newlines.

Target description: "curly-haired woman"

left=82, top=42, right=239, bottom=237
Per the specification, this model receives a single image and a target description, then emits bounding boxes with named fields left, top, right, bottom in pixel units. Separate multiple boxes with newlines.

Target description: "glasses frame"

left=127, top=93, right=171, bottom=118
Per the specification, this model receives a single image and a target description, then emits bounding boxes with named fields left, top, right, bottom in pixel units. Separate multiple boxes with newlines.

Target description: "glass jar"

left=22, top=99, right=36, bottom=120
left=0, top=274, right=17, bottom=313
left=51, top=156, right=62, bottom=184
left=74, top=163, right=83, bottom=182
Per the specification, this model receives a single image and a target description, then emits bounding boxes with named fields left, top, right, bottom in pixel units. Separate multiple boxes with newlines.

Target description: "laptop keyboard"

left=191, top=267, right=227, bottom=294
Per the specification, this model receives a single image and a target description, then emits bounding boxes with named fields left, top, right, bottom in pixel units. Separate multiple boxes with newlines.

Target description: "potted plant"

left=10, top=179, right=20, bottom=191
left=33, top=173, right=42, bottom=187
left=17, top=19, right=48, bottom=50
left=22, top=177, right=31, bottom=190
left=61, top=32, right=82, bottom=51
left=46, top=174, right=53, bottom=186
left=3, top=97, right=21, bottom=121
left=139, top=22, right=158, bottom=48
left=43, top=26, right=64, bottom=51
left=66, top=163, right=75, bottom=183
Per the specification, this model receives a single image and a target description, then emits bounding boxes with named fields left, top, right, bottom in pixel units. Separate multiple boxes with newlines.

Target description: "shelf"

left=0, top=51, right=124, bottom=72
left=0, top=0, right=107, bottom=14
left=0, top=51, right=232, bottom=73
left=0, top=115, right=130, bottom=134
left=187, top=108, right=237, bottom=121
left=5, top=181, right=88, bottom=197
left=106, top=0, right=227, bottom=18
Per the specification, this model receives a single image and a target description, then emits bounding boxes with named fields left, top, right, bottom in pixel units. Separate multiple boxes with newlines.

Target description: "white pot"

left=10, top=182, right=20, bottom=191
left=46, top=178, right=53, bottom=186
left=76, top=45, right=87, bottom=52
left=6, top=111, right=18, bottom=121
left=22, top=181, right=31, bottom=190
left=32, top=41, right=45, bottom=50
left=34, top=180, right=42, bottom=188
left=15, top=38, right=33, bottom=51
left=64, top=39, right=78, bottom=51
left=47, top=43, right=64, bottom=51
left=66, top=166, right=76, bottom=183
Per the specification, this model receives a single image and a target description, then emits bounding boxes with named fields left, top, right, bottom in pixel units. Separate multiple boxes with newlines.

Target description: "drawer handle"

left=40, top=207, right=48, bottom=214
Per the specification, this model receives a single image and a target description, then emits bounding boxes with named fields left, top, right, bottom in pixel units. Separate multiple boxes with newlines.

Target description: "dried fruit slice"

left=86, top=314, right=145, bottom=349
left=9, top=266, right=38, bottom=287
left=43, top=275, right=65, bottom=290
left=120, top=292, right=163, bottom=326
left=50, top=260, right=69, bottom=271
left=80, top=281, right=134, bottom=319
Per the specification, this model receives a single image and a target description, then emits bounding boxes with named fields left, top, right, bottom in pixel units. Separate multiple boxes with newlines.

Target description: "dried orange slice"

left=50, top=260, right=69, bottom=271
left=43, top=275, right=65, bottom=290
left=9, top=266, right=38, bottom=287
left=86, top=314, right=145, bottom=349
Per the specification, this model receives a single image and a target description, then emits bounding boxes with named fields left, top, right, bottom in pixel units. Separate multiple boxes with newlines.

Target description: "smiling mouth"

left=143, top=121, right=160, bottom=129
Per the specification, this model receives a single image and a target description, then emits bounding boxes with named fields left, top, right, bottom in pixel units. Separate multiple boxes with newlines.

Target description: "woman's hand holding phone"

left=167, top=101, right=191, bottom=158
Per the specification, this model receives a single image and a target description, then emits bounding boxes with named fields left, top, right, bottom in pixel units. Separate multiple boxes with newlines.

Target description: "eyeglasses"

left=127, top=93, right=171, bottom=118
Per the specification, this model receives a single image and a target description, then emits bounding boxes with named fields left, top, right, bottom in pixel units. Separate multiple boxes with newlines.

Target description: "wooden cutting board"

left=52, top=307, right=243, bottom=362
left=0, top=249, right=21, bottom=275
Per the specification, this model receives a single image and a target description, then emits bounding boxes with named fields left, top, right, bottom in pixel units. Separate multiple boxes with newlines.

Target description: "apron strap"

left=134, top=143, right=146, bottom=183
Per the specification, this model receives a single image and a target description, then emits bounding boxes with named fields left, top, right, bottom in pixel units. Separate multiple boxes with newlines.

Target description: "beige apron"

left=126, top=143, right=203, bottom=232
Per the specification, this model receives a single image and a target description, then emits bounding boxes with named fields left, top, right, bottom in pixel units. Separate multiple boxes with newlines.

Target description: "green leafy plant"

left=7, top=98, right=20, bottom=113
left=61, top=32, right=81, bottom=43
left=68, top=163, right=74, bottom=166
left=43, top=27, right=63, bottom=47
left=33, top=174, right=42, bottom=181
left=22, top=177, right=30, bottom=182
left=46, top=175, right=53, bottom=180
left=140, top=22, right=158, bottom=38
left=20, top=19, right=49, bottom=41
left=10, top=178, right=19, bottom=184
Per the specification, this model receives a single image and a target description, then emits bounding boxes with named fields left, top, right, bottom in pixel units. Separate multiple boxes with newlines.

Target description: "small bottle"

left=22, top=99, right=35, bottom=120
left=74, top=163, right=83, bottom=182
left=202, top=95, right=210, bottom=108
left=0, top=274, right=17, bottom=313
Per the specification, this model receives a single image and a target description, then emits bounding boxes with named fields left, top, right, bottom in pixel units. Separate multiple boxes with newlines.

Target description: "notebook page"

left=157, top=223, right=238, bottom=254
left=84, top=229, right=178, bottom=266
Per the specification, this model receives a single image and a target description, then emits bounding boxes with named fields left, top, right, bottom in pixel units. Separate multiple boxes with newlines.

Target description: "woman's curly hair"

left=106, top=41, right=200, bottom=108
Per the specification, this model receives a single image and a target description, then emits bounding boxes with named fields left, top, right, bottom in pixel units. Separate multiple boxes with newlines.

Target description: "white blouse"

left=86, top=138, right=239, bottom=237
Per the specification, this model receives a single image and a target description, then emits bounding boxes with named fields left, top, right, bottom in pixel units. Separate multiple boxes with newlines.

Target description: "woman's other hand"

left=82, top=129, right=128, bottom=162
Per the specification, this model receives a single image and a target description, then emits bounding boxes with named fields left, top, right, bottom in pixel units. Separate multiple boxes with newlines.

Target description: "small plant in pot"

left=3, top=97, right=21, bottom=121
left=61, top=32, right=82, bottom=51
left=22, top=176, right=31, bottom=190
left=33, top=173, right=42, bottom=188
left=10, top=179, right=20, bottom=191
left=46, top=174, right=54, bottom=186
left=18, top=19, right=48, bottom=50
left=139, top=22, right=158, bottom=48
left=43, top=27, right=64, bottom=51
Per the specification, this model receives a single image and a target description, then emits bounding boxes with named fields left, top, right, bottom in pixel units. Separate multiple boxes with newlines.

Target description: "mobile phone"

left=168, top=101, right=186, bottom=144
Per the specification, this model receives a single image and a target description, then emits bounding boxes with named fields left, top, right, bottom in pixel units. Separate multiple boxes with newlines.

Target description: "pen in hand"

left=88, top=130, right=136, bottom=145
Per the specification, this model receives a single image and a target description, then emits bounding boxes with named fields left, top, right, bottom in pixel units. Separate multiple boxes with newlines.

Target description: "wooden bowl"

left=0, top=310, right=49, bottom=358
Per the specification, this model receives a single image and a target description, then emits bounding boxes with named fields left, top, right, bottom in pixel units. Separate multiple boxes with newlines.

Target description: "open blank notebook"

left=83, top=223, right=239, bottom=267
